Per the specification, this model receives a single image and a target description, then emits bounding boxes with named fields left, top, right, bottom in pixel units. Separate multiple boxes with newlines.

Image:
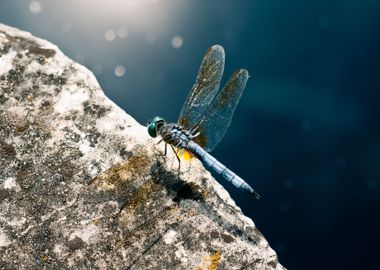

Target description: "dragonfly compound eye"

left=147, top=116, right=166, bottom=137
left=147, top=121, right=157, bottom=137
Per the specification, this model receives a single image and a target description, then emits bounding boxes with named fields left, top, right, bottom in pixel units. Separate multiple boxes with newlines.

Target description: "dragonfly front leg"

left=156, top=139, right=167, bottom=156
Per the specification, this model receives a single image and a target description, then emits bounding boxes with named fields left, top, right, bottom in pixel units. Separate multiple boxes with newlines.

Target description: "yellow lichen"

left=41, top=255, right=49, bottom=263
left=207, top=251, right=221, bottom=270
left=195, top=251, right=222, bottom=270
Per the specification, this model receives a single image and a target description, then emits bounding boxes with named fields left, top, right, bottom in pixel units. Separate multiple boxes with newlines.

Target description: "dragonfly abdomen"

left=187, top=141, right=260, bottom=198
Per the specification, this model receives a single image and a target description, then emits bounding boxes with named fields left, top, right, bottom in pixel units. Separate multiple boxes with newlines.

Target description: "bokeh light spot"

left=114, top=65, right=125, bottom=77
left=319, top=16, right=330, bottom=29
left=104, top=29, right=116, bottom=41
left=171, top=35, right=183, bottom=49
left=29, top=1, right=43, bottom=15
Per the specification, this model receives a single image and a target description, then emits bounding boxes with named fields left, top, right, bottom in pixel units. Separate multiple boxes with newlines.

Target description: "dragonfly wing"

left=193, top=69, right=249, bottom=152
left=178, top=45, right=225, bottom=129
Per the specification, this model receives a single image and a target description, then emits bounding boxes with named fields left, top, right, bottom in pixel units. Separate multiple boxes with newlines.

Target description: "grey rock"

left=0, top=23, right=284, bottom=269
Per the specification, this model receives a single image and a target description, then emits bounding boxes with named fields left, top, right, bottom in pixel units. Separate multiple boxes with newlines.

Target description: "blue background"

left=1, top=1, right=379, bottom=269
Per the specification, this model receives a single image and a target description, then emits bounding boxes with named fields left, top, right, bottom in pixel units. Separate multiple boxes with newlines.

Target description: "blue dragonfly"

left=147, top=45, right=260, bottom=198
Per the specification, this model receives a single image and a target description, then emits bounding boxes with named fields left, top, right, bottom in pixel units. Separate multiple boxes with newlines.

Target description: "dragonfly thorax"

left=147, top=116, right=198, bottom=148
left=159, top=123, right=196, bottom=149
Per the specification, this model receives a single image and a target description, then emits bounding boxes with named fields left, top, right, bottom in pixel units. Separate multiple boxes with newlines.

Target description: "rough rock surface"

left=0, top=24, right=283, bottom=269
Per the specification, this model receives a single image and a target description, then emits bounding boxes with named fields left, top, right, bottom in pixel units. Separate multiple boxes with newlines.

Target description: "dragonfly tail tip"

left=251, top=190, right=261, bottom=200
left=244, top=185, right=261, bottom=199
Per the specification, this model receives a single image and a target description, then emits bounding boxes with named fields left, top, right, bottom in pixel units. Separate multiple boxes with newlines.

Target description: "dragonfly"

left=147, top=45, right=260, bottom=199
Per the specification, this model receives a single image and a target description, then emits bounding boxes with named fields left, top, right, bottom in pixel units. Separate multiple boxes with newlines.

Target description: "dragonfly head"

left=147, top=116, right=166, bottom=137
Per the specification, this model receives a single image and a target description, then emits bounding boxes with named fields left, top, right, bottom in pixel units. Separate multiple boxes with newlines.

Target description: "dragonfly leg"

left=175, top=147, right=192, bottom=173
left=189, top=126, right=201, bottom=139
left=177, top=148, right=185, bottom=157
left=156, top=139, right=167, bottom=157
left=169, top=144, right=181, bottom=173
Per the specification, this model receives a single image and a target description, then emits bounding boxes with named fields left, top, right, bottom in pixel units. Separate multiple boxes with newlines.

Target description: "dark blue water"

left=1, top=1, right=379, bottom=269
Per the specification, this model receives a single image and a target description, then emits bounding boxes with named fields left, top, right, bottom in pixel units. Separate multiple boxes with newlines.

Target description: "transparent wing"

left=193, top=69, right=249, bottom=152
left=178, top=45, right=225, bottom=129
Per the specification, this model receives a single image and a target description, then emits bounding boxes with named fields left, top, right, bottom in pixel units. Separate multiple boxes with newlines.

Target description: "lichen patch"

left=0, top=229, right=11, bottom=247
left=0, top=51, right=17, bottom=75
left=3, top=177, right=18, bottom=190
left=69, top=223, right=100, bottom=245
left=163, top=229, right=177, bottom=244
left=54, top=86, right=89, bottom=114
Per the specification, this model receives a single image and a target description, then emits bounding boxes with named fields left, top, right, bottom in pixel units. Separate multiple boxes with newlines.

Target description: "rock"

left=0, top=23, right=284, bottom=269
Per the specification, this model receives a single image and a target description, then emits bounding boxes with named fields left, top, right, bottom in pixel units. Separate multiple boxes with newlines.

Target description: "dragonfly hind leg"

left=177, top=148, right=192, bottom=173
left=169, top=144, right=181, bottom=174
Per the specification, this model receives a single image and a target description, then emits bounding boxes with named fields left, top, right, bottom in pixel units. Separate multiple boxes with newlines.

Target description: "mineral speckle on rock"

left=0, top=23, right=284, bottom=269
